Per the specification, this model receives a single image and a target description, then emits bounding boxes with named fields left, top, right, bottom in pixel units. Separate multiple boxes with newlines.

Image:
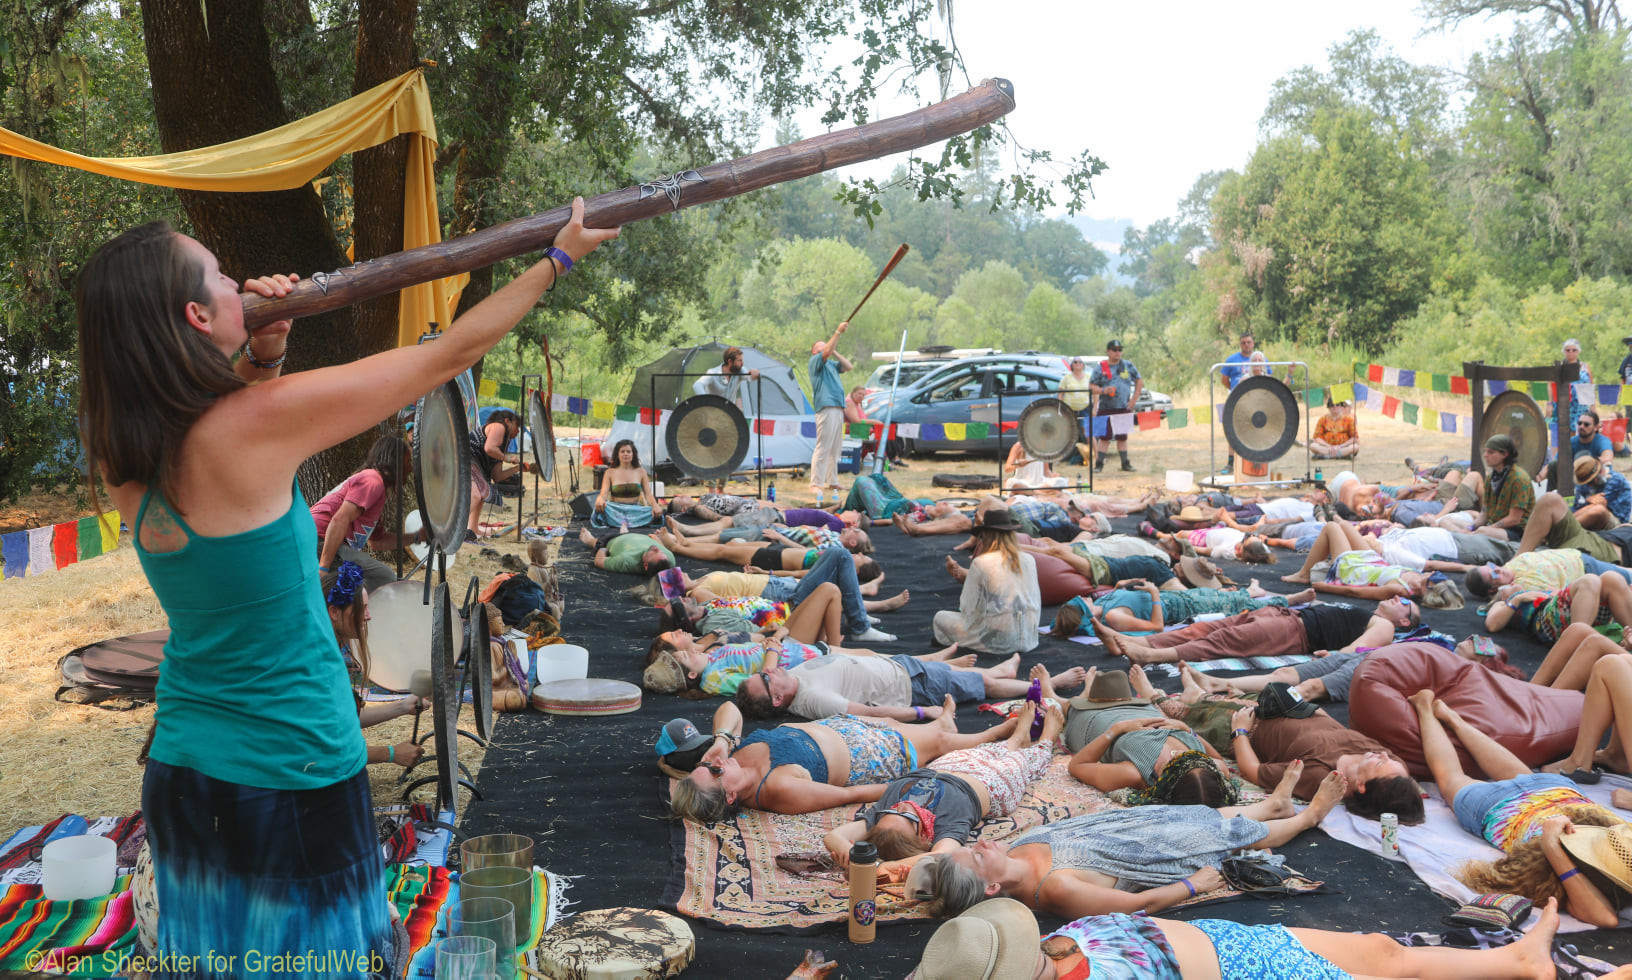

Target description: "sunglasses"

left=702, top=762, right=723, bottom=777
left=1579, top=420, right=1595, bottom=427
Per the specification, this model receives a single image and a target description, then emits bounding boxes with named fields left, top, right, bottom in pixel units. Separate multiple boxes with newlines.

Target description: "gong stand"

left=992, top=390, right=1098, bottom=495
left=520, top=372, right=544, bottom=539
left=1201, top=361, right=1312, bottom=491
left=400, top=570, right=486, bottom=817
left=648, top=371, right=766, bottom=498
left=1465, top=360, right=1580, bottom=499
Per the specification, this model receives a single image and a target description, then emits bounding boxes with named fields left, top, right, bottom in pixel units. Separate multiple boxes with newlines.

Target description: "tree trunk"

left=139, top=0, right=408, bottom=501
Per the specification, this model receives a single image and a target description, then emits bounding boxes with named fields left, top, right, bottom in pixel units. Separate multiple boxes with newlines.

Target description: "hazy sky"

left=807, top=1, right=1518, bottom=229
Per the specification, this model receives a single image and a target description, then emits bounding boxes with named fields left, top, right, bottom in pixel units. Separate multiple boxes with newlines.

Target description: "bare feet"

left=1031, top=663, right=1063, bottom=705
left=944, top=555, right=968, bottom=583
left=578, top=527, right=596, bottom=548
left=929, top=643, right=962, bottom=662
left=1540, top=756, right=1589, bottom=775
left=992, top=653, right=1021, bottom=679
left=1006, top=702, right=1039, bottom=748
left=1269, top=759, right=1305, bottom=814
left=947, top=654, right=978, bottom=668
left=1501, top=897, right=1559, bottom=980
left=1280, top=571, right=1311, bottom=584
left=1246, top=579, right=1269, bottom=599
left=1050, top=666, right=1088, bottom=692
left=1039, top=700, right=1065, bottom=743
left=1127, top=664, right=1160, bottom=700
left=1281, top=587, right=1315, bottom=604
left=1181, top=663, right=1231, bottom=696
left=1301, top=771, right=1348, bottom=825
left=874, top=590, right=910, bottom=613
left=1093, top=617, right=1128, bottom=658
left=1612, top=787, right=1632, bottom=810
left=936, top=695, right=959, bottom=732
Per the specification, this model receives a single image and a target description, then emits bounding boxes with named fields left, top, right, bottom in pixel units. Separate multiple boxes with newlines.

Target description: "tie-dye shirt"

left=697, top=595, right=789, bottom=636
left=698, top=638, right=825, bottom=696
left=775, top=524, right=842, bottom=549
left=1482, top=784, right=1604, bottom=851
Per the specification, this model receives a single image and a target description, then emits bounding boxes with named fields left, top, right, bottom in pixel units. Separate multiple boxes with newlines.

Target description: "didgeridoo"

left=243, top=78, right=1016, bottom=328
left=844, top=243, right=910, bottom=323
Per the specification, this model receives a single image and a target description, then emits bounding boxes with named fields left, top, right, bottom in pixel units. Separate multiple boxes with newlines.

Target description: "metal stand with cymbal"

left=992, top=392, right=1098, bottom=496
left=1201, top=361, right=1312, bottom=491
left=648, top=371, right=762, bottom=498
left=1465, top=360, right=1578, bottom=498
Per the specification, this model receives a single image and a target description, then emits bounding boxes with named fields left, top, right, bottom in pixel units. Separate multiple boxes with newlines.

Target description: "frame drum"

left=531, top=678, right=643, bottom=716
left=364, top=580, right=465, bottom=692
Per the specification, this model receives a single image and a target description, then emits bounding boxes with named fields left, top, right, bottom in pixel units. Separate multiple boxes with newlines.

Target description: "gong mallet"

left=844, top=243, right=911, bottom=325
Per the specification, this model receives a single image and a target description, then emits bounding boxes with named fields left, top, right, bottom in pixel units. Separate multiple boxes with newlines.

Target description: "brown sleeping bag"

left=1032, top=551, right=1096, bottom=606
left=1348, top=642, right=1582, bottom=780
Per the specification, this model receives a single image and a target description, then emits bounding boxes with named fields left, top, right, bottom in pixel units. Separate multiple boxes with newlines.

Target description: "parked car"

left=861, top=353, right=1173, bottom=455
left=858, top=347, right=1000, bottom=398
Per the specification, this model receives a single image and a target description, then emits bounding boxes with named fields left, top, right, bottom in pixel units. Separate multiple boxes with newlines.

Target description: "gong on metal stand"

left=1202, top=361, right=1312, bottom=491
left=991, top=392, right=1097, bottom=496
left=1465, top=360, right=1579, bottom=498
left=520, top=372, right=553, bottom=538
left=399, top=376, right=489, bottom=817
left=648, top=372, right=765, bottom=498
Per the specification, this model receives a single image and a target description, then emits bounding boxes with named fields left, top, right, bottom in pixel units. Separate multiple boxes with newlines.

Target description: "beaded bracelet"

left=1233, top=729, right=1251, bottom=739
left=242, top=339, right=287, bottom=370
left=1559, top=868, right=1581, bottom=882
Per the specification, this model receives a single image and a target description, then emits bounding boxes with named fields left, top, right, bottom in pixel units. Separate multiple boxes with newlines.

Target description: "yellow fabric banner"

left=0, top=69, right=463, bottom=348
left=1330, top=382, right=1355, bottom=404
left=1421, top=408, right=1439, bottom=430
left=1191, top=405, right=1211, bottom=426
left=943, top=423, right=967, bottom=441
left=99, top=511, right=120, bottom=552
left=591, top=400, right=615, bottom=422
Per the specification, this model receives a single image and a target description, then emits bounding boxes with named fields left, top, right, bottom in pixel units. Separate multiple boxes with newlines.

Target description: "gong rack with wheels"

left=989, top=390, right=1098, bottom=495
left=1465, top=360, right=1580, bottom=499
left=1202, top=361, right=1312, bottom=491
left=644, top=372, right=769, bottom=496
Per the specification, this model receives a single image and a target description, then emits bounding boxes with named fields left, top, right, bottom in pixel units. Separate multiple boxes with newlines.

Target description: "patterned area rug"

left=660, top=755, right=1318, bottom=934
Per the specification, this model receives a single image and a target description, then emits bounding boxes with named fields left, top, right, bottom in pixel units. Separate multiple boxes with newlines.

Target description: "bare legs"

left=1409, top=690, right=1531, bottom=808
left=1282, top=898, right=1559, bottom=980
left=1281, top=519, right=1368, bottom=584
left=1530, top=621, right=1630, bottom=689
left=1543, top=655, right=1632, bottom=775
left=782, top=582, right=844, bottom=645
left=974, top=653, right=1087, bottom=698
left=1250, top=772, right=1347, bottom=847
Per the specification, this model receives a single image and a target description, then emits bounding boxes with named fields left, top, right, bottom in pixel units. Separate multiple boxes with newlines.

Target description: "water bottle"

left=847, top=841, right=878, bottom=944
left=767, top=477, right=777, bottom=503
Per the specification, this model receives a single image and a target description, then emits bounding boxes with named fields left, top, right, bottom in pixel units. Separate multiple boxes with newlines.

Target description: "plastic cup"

left=460, top=866, right=532, bottom=950
left=451, top=897, right=516, bottom=980
left=41, top=835, right=116, bottom=902
left=434, top=935, right=496, bottom=980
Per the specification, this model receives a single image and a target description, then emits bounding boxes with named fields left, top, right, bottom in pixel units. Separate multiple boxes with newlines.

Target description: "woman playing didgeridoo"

left=904, top=765, right=1345, bottom=918
left=79, top=202, right=616, bottom=971
left=909, top=895, right=1569, bottom=980
left=823, top=700, right=1064, bottom=870
left=669, top=700, right=1011, bottom=823
left=591, top=438, right=662, bottom=530
left=1408, top=689, right=1628, bottom=927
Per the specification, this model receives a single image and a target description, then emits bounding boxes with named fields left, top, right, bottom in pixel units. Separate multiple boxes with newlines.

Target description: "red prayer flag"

left=999, top=421, right=1019, bottom=432
left=1367, top=364, right=1384, bottom=383
left=52, top=521, right=78, bottom=569
left=1136, top=411, right=1162, bottom=431
left=1382, top=396, right=1400, bottom=418
left=755, top=418, right=776, bottom=435
left=1450, top=375, right=1470, bottom=396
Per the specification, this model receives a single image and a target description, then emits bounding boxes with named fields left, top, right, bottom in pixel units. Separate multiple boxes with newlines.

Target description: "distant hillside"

left=1067, top=215, right=1135, bottom=282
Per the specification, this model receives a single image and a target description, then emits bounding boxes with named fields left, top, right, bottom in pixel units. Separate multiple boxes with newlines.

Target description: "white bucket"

left=531, top=643, right=589, bottom=686
left=42, top=835, right=116, bottom=901
left=1164, top=470, right=1195, bottom=493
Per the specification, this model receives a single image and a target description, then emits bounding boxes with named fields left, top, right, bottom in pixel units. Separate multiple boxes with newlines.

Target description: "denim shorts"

left=1451, top=772, right=1575, bottom=839
left=894, top=654, right=984, bottom=705
left=761, top=576, right=799, bottom=602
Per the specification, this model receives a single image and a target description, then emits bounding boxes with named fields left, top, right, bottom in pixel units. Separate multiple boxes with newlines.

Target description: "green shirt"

left=1484, top=465, right=1535, bottom=526
left=603, top=533, right=673, bottom=574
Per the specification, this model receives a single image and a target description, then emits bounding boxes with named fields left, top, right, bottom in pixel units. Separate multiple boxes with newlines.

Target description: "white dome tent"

left=601, top=342, right=817, bottom=475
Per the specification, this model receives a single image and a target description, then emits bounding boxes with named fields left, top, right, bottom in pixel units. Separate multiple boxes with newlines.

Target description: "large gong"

left=429, top=582, right=462, bottom=815
left=462, top=576, right=494, bottom=743
left=1480, top=389, right=1549, bottom=481
left=527, top=388, right=556, bottom=483
left=665, top=394, right=749, bottom=481
left=1017, top=397, right=1079, bottom=462
left=1222, top=376, right=1299, bottom=463
left=412, top=381, right=472, bottom=556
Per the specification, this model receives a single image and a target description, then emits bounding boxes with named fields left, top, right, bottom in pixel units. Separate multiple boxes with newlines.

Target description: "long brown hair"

left=76, top=222, right=244, bottom=512
left=972, top=526, right=1022, bottom=573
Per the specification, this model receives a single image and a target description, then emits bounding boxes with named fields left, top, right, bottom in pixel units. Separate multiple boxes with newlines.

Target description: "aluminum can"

left=1380, top=812, right=1400, bottom=856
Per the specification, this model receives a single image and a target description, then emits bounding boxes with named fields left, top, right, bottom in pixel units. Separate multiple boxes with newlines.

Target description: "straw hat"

left=1178, top=556, right=1224, bottom=590
left=1575, top=455, right=1604, bottom=486
left=642, top=652, right=687, bottom=694
left=1175, top=505, right=1208, bottom=523
left=1560, top=824, right=1632, bottom=898
left=913, top=899, right=1040, bottom=980
left=1068, top=669, right=1145, bottom=711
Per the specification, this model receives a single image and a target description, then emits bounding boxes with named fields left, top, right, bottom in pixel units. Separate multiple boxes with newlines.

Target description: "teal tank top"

left=135, top=484, right=366, bottom=790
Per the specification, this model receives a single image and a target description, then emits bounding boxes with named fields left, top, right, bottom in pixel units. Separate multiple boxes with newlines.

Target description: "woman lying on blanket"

left=1046, top=583, right=1288, bottom=641
left=1279, top=519, right=1464, bottom=609
left=1056, top=668, right=1239, bottom=808
left=643, top=588, right=960, bottom=699
left=1481, top=571, right=1632, bottom=645
left=654, top=525, right=863, bottom=573
left=1150, top=526, right=1284, bottom=563
left=669, top=701, right=1008, bottom=824
left=822, top=700, right=1063, bottom=869
left=1409, top=689, right=1630, bottom=928
left=903, top=765, right=1346, bottom=919
left=911, top=895, right=1569, bottom=980
left=323, top=562, right=429, bottom=769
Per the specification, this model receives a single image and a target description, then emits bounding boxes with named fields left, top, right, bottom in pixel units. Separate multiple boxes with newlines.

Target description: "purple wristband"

left=1181, top=878, right=1196, bottom=897
left=544, top=246, right=574, bottom=273
left=1559, top=868, right=1581, bottom=882
left=914, top=706, right=924, bottom=721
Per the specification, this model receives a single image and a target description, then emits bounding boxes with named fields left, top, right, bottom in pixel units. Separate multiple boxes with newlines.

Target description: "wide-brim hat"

left=1070, top=669, right=1147, bottom=712
left=1178, top=556, right=1223, bottom=591
left=1560, top=824, right=1632, bottom=900
left=913, top=898, right=1040, bottom=980
left=974, top=509, right=1025, bottom=534
left=643, top=652, right=687, bottom=694
left=1175, top=505, right=1208, bottom=523
left=1575, top=455, right=1604, bottom=485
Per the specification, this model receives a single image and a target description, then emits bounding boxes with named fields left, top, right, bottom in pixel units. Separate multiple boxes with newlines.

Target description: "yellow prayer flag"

left=1192, top=405, right=1212, bottom=426
left=99, top=511, right=120, bottom=552
left=590, top=400, right=615, bottom=421
left=943, top=423, right=967, bottom=441
left=478, top=378, right=499, bottom=399
left=1619, top=386, right=1632, bottom=406
left=1330, top=383, right=1355, bottom=404
left=1421, top=408, right=1439, bottom=430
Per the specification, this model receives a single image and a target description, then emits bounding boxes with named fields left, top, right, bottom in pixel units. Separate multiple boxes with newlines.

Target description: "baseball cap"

left=1257, top=682, right=1318, bottom=720
left=654, top=717, right=713, bottom=771
left=1106, top=339, right=1123, bottom=350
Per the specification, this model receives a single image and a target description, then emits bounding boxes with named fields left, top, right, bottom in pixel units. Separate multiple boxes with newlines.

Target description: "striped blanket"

left=0, top=876, right=136, bottom=976
left=389, top=865, right=572, bottom=979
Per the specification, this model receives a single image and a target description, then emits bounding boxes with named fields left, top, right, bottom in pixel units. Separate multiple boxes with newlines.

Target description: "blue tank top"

left=136, top=484, right=366, bottom=790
